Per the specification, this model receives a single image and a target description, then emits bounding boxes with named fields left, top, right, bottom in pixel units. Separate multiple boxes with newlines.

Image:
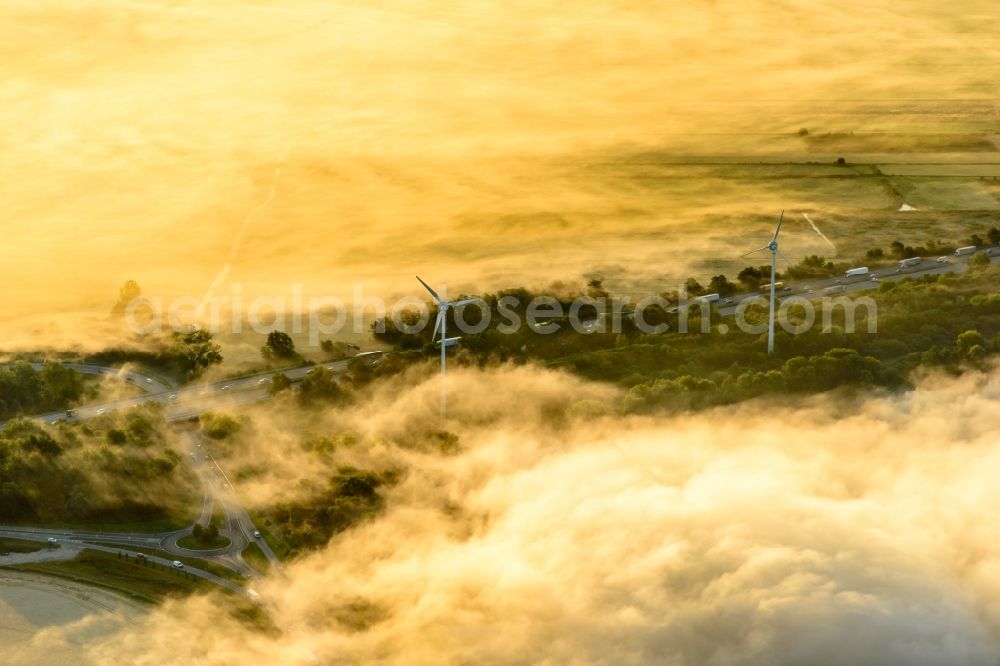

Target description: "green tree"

left=969, top=252, right=990, bottom=267
left=263, top=331, right=297, bottom=359
left=708, top=275, right=736, bottom=297
left=269, top=373, right=292, bottom=394
left=683, top=278, right=705, bottom=296
left=174, top=329, right=223, bottom=379
left=111, top=280, right=142, bottom=316
left=988, top=227, right=1000, bottom=246
left=737, top=266, right=763, bottom=289
left=297, top=366, right=343, bottom=405
left=957, top=329, right=985, bottom=354
left=586, top=278, right=610, bottom=299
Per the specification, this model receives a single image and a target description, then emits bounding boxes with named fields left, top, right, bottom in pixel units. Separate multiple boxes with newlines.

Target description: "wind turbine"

left=416, top=276, right=480, bottom=418
left=742, top=211, right=789, bottom=355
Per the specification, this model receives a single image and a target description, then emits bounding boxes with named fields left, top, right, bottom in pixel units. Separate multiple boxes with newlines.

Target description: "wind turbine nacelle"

left=436, top=336, right=462, bottom=349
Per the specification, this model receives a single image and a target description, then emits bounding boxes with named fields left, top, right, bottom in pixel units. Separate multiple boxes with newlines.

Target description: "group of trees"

left=572, top=265, right=1000, bottom=413
left=0, top=405, right=192, bottom=524
left=86, top=328, right=223, bottom=381
left=0, top=362, right=86, bottom=421
left=270, top=467, right=394, bottom=555
left=622, top=348, right=895, bottom=413
left=373, top=257, right=1000, bottom=416
left=191, top=521, right=220, bottom=545
left=260, top=351, right=419, bottom=408
left=865, top=227, right=1000, bottom=262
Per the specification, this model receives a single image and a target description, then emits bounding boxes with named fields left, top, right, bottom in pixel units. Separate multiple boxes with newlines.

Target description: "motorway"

left=16, top=250, right=998, bottom=426
left=1, top=249, right=994, bottom=592
left=710, top=248, right=1000, bottom=318
left=0, top=362, right=174, bottom=394
left=32, top=359, right=351, bottom=426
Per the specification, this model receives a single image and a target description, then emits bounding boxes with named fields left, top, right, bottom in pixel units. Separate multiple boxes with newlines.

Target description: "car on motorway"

left=47, top=537, right=59, bottom=545
left=937, top=256, right=949, bottom=263
left=220, top=385, right=231, bottom=391
left=172, top=560, right=184, bottom=568
left=871, top=276, right=879, bottom=282
left=258, top=377, right=270, bottom=384
left=169, top=394, right=177, bottom=400
left=253, top=530, right=262, bottom=538
left=96, top=408, right=106, bottom=415
left=722, top=297, right=734, bottom=305
left=144, top=377, right=153, bottom=384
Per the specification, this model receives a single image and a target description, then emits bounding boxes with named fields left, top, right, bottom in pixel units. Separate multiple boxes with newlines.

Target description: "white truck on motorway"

left=898, top=256, right=922, bottom=269
left=697, top=293, right=720, bottom=304
left=843, top=267, right=870, bottom=278
left=955, top=245, right=977, bottom=256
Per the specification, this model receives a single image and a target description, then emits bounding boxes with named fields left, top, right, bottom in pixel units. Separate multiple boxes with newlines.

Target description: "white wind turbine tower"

left=416, top=276, right=481, bottom=418
left=741, top=211, right=789, bottom=355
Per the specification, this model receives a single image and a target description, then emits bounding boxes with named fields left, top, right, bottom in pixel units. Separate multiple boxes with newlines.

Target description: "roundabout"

left=162, top=527, right=245, bottom=557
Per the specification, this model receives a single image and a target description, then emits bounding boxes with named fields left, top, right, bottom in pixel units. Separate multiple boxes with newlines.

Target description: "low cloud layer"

left=4, top=0, right=1000, bottom=349
left=19, top=364, right=996, bottom=665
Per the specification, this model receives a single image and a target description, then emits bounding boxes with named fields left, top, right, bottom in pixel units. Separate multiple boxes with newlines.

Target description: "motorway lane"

left=713, top=249, right=999, bottom=318
left=29, top=359, right=353, bottom=426
left=0, top=362, right=173, bottom=394
left=60, top=363, right=176, bottom=393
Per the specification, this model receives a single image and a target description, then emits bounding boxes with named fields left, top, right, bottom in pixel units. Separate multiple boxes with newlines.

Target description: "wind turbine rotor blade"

left=771, top=210, right=785, bottom=243
left=742, top=245, right=771, bottom=258
left=432, top=310, right=443, bottom=341
left=415, top=275, right=442, bottom=303
left=777, top=249, right=792, bottom=266
left=450, top=297, right=480, bottom=308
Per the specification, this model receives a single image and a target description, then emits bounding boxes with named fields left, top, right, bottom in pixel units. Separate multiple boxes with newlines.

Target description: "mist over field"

left=6, top=2, right=1000, bottom=664
left=2, top=364, right=996, bottom=665
left=3, top=0, right=1000, bottom=350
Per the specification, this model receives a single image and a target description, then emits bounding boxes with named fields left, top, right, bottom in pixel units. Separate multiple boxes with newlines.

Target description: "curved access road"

left=0, top=529, right=243, bottom=593
left=0, top=361, right=173, bottom=394
left=26, top=356, right=378, bottom=426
